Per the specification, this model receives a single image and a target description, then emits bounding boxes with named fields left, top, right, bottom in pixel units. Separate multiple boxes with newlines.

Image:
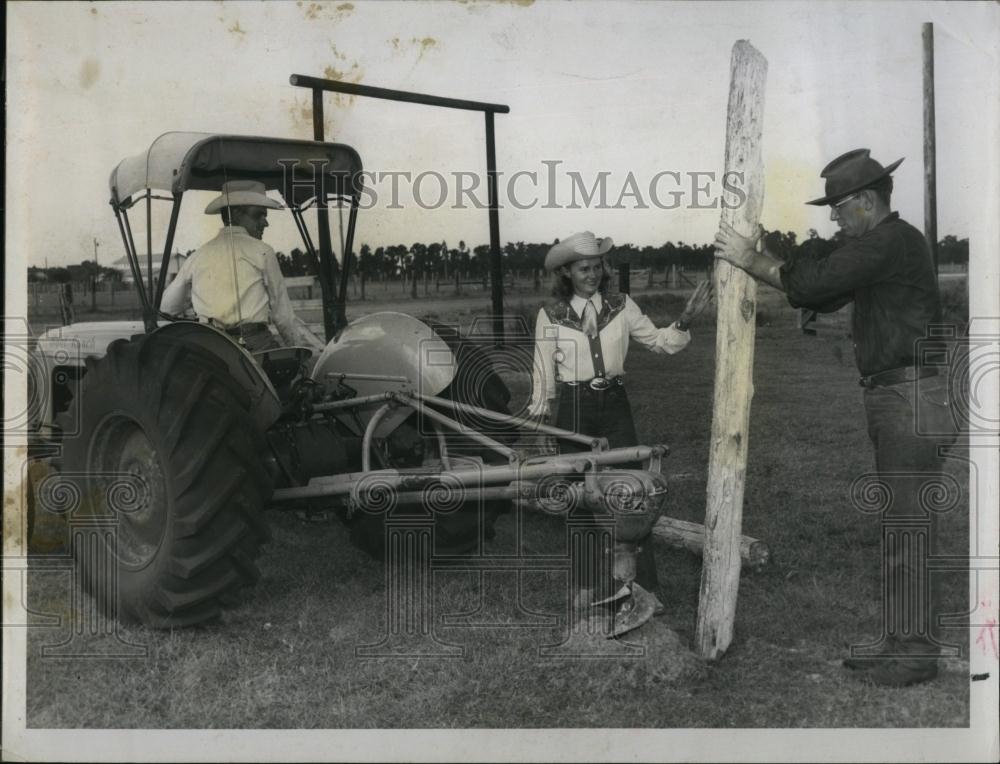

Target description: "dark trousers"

left=237, top=325, right=280, bottom=353
left=862, top=373, right=958, bottom=663
left=554, top=384, right=662, bottom=601
left=555, top=384, right=639, bottom=458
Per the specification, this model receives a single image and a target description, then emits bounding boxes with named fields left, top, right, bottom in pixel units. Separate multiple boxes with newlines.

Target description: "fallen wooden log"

left=515, top=494, right=769, bottom=571
left=653, top=516, right=769, bottom=571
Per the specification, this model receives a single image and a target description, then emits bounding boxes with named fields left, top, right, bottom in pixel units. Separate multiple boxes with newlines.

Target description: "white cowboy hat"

left=544, top=231, right=614, bottom=271
left=204, top=180, right=284, bottom=215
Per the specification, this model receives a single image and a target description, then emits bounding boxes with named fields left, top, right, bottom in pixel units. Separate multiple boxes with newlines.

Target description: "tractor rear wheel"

left=61, top=333, right=273, bottom=627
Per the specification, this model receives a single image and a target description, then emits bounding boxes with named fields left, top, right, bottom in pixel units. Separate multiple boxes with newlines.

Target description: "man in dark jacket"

left=714, top=149, right=959, bottom=687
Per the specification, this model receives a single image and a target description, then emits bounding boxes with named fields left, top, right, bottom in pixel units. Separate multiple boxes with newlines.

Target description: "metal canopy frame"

left=289, top=74, right=511, bottom=344
left=108, top=133, right=364, bottom=335
left=109, top=74, right=512, bottom=340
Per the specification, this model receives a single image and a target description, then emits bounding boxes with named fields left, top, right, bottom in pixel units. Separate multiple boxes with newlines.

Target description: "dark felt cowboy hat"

left=805, top=149, right=904, bottom=206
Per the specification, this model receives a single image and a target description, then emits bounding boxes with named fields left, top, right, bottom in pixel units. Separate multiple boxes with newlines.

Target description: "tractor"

left=28, top=80, right=673, bottom=635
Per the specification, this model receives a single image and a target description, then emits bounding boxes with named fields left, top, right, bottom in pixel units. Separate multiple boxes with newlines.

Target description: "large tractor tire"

left=61, top=333, right=273, bottom=627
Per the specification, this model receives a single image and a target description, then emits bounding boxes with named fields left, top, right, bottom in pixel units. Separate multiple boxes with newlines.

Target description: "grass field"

left=23, top=286, right=972, bottom=729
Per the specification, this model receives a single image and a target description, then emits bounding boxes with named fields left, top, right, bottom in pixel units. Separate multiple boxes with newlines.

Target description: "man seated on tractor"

left=161, top=179, right=325, bottom=353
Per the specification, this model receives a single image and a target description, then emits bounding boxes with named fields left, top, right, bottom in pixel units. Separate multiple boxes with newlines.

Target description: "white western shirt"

left=528, top=292, right=691, bottom=418
left=161, top=225, right=323, bottom=349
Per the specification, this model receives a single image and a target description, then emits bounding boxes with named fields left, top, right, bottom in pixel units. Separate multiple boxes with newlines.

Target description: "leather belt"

left=222, top=322, right=268, bottom=336
left=562, top=376, right=624, bottom=391
left=859, top=366, right=938, bottom=389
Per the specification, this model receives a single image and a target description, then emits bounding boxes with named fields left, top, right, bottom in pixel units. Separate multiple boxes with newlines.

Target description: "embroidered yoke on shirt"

left=528, top=292, right=690, bottom=418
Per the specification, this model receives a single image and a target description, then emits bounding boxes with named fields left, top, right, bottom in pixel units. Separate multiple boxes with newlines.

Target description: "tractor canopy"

left=108, top=132, right=363, bottom=209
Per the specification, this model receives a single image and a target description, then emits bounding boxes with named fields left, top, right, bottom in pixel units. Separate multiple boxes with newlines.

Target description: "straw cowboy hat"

left=205, top=180, right=284, bottom=215
left=544, top=231, right=614, bottom=271
left=806, top=149, right=904, bottom=206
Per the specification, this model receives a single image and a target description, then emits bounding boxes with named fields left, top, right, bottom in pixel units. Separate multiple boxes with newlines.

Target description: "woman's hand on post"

left=676, top=280, right=713, bottom=330
left=683, top=280, right=714, bottom=320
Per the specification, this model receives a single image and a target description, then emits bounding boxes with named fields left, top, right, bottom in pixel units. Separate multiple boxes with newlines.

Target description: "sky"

left=6, top=0, right=999, bottom=267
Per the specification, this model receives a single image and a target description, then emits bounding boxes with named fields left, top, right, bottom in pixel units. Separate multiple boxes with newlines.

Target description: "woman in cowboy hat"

left=161, top=179, right=324, bottom=352
left=527, top=231, right=712, bottom=609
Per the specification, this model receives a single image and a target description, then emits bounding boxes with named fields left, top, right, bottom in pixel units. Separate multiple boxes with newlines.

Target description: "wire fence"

left=27, top=266, right=712, bottom=320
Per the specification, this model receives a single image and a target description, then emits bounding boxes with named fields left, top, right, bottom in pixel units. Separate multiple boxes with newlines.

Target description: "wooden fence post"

left=695, top=40, right=767, bottom=660
left=59, top=283, right=75, bottom=326
left=617, top=263, right=631, bottom=295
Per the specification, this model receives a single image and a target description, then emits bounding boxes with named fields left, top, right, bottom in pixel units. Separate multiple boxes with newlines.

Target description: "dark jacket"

left=780, top=213, right=942, bottom=376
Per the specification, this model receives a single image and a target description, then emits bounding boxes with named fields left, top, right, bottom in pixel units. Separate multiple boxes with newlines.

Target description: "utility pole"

left=922, top=23, right=938, bottom=275
left=91, top=238, right=100, bottom=313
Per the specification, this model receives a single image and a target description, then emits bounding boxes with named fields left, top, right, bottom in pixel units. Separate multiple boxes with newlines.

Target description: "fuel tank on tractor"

left=308, top=312, right=515, bottom=557
left=309, top=312, right=457, bottom=437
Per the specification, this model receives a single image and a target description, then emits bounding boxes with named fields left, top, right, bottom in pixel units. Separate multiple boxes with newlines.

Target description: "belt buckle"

left=589, top=377, right=610, bottom=391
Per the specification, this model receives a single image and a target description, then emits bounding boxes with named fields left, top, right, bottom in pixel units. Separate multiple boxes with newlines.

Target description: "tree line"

left=276, top=231, right=970, bottom=279
left=28, top=260, right=124, bottom=284
left=26, top=232, right=969, bottom=284
left=274, top=239, right=725, bottom=281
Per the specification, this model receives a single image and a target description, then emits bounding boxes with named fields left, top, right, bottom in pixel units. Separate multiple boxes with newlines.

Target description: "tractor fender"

left=149, top=321, right=282, bottom=432
left=31, top=319, right=279, bottom=434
